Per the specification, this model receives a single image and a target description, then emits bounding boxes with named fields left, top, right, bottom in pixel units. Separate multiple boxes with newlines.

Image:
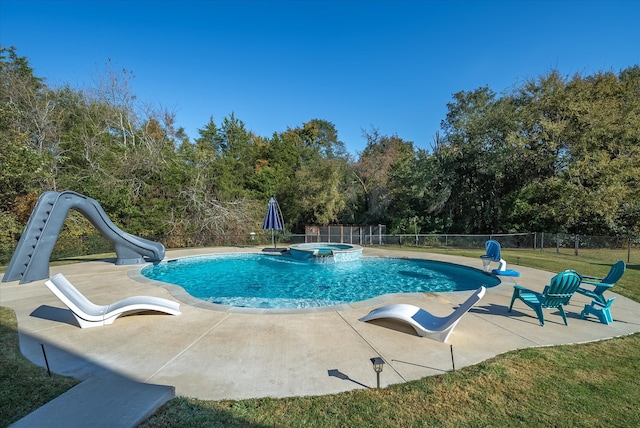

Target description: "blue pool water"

left=141, top=253, right=500, bottom=309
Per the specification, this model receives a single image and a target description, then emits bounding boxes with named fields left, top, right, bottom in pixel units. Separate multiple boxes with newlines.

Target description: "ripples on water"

left=141, top=253, right=499, bottom=308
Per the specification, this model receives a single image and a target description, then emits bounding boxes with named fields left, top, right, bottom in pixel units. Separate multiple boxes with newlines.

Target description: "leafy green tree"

left=246, top=135, right=281, bottom=198
left=214, top=113, right=258, bottom=199
left=0, top=46, right=49, bottom=153
left=508, top=67, right=640, bottom=235
left=352, top=129, right=414, bottom=225
left=0, top=46, right=51, bottom=211
left=297, top=118, right=348, bottom=159
left=176, top=115, right=265, bottom=242
left=275, top=120, right=348, bottom=231
left=192, top=114, right=259, bottom=200
left=439, top=87, right=520, bottom=233
left=387, top=141, right=453, bottom=233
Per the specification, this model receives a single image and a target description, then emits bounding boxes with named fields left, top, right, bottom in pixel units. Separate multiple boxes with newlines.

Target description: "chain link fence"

left=1, top=230, right=638, bottom=266
left=372, top=232, right=638, bottom=264
left=382, top=233, right=534, bottom=249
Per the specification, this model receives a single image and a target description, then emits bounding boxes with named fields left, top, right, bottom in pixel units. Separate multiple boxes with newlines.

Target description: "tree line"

left=1, top=45, right=639, bottom=254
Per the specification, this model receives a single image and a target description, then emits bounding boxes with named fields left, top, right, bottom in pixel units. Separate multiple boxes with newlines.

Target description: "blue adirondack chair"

left=480, top=239, right=502, bottom=267
left=576, top=261, right=625, bottom=305
left=480, top=239, right=520, bottom=277
left=508, top=270, right=582, bottom=326
left=581, top=297, right=616, bottom=325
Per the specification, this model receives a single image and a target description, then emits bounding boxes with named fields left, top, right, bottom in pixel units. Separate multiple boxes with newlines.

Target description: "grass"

left=385, top=245, right=640, bottom=302
left=1, top=247, right=639, bottom=427
left=0, top=307, right=79, bottom=428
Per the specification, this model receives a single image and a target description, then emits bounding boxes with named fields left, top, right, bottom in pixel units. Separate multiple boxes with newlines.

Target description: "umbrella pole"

left=272, top=229, right=275, bottom=248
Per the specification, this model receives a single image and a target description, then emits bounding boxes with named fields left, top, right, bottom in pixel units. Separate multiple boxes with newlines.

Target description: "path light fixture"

left=370, top=357, right=385, bottom=389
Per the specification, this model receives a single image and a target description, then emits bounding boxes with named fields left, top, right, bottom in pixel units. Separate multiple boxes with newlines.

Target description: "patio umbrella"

left=262, top=196, right=284, bottom=248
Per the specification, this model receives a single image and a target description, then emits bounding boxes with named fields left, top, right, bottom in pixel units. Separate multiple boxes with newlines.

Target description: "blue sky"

left=1, top=0, right=638, bottom=154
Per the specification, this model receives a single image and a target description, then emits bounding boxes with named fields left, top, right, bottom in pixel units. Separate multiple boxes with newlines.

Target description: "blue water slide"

left=2, top=191, right=165, bottom=284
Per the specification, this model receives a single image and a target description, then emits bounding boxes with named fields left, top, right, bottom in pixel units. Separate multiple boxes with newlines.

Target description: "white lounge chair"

left=44, top=273, right=181, bottom=328
left=359, top=286, right=486, bottom=342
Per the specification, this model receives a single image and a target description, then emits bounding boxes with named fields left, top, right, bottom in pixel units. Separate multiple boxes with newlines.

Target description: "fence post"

left=574, top=234, right=579, bottom=256
left=556, top=234, right=560, bottom=254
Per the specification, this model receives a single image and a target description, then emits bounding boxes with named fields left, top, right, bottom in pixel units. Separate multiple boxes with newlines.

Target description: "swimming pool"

left=141, top=253, right=500, bottom=309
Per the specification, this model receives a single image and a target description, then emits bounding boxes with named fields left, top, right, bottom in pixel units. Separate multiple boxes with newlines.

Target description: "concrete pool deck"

left=2, top=247, right=640, bottom=425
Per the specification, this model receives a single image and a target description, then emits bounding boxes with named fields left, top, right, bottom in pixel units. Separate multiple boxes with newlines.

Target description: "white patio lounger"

left=44, top=273, right=181, bottom=328
left=359, top=286, right=486, bottom=342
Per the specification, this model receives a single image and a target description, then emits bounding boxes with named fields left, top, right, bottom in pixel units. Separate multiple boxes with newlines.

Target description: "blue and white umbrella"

left=262, top=196, right=284, bottom=248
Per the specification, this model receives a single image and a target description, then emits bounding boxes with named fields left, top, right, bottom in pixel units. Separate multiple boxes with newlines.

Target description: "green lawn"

left=0, top=307, right=79, bottom=427
left=1, top=247, right=638, bottom=427
left=420, top=246, right=639, bottom=302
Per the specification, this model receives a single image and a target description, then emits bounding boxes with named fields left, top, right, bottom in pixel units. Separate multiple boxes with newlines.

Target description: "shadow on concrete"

left=327, top=369, right=370, bottom=389
left=390, top=359, right=449, bottom=373
left=361, top=318, right=420, bottom=336
left=30, top=305, right=79, bottom=327
left=30, top=305, right=175, bottom=329
left=10, top=324, right=274, bottom=428
left=470, top=303, right=590, bottom=327
left=3, top=319, right=171, bottom=427
left=55, top=257, right=118, bottom=264
left=5, top=298, right=278, bottom=427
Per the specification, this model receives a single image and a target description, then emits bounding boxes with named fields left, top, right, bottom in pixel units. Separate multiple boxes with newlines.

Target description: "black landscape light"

left=370, top=357, right=385, bottom=389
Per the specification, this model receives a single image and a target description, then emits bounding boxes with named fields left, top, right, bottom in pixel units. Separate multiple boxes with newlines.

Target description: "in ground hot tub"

left=288, top=243, right=363, bottom=263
